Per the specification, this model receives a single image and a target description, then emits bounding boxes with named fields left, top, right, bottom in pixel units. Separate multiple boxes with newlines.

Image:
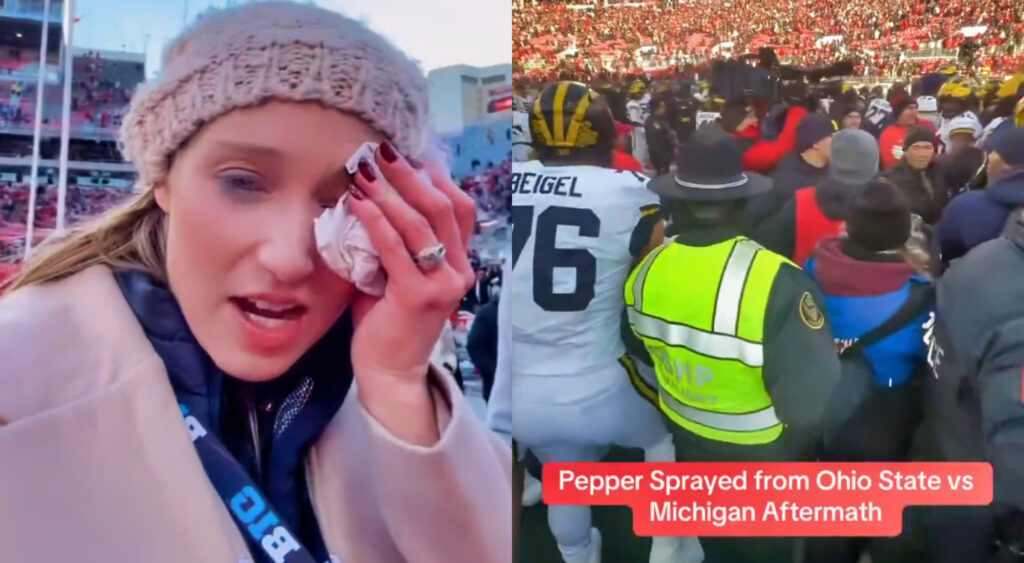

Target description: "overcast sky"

left=72, top=0, right=510, bottom=77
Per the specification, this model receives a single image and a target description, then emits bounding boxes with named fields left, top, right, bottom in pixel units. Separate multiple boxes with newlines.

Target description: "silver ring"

left=413, top=243, right=446, bottom=271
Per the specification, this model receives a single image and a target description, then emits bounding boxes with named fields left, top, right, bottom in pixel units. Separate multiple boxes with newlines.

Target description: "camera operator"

left=714, top=49, right=852, bottom=175
left=718, top=89, right=809, bottom=175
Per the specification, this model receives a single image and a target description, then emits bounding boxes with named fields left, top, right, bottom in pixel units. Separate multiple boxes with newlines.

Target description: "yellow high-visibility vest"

left=624, top=236, right=792, bottom=445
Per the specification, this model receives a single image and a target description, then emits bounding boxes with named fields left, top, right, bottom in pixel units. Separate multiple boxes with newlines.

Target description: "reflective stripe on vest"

left=632, top=242, right=670, bottom=311
left=627, top=309, right=764, bottom=367
left=660, top=392, right=781, bottom=433
left=714, top=238, right=759, bottom=334
left=625, top=236, right=790, bottom=445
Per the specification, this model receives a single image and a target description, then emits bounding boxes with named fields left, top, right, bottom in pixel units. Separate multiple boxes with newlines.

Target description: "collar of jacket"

left=111, top=269, right=354, bottom=533
left=673, top=222, right=746, bottom=247
left=112, top=269, right=226, bottom=426
left=112, top=266, right=353, bottom=425
left=896, top=158, right=939, bottom=180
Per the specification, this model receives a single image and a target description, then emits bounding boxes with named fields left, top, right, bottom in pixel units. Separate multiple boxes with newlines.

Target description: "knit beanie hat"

left=847, top=180, right=912, bottom=252
left=903, top=126, right=937, bottom=151
left=991, top=126, right=1024, bottom=167
left=119, top=1, right=430, bottom=190
left=890, top=93, right=916, bottom=122
left=795, top=112, right=837, bottom=153
left=827, top=129, right=879, bottom=186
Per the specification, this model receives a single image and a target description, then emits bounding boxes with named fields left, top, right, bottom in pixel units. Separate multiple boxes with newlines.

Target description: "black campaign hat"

left=648, top=125, right=772, bottom=201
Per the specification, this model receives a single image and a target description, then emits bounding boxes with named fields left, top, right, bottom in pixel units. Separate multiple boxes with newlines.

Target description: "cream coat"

left=0, top=266, right=512, bottom=563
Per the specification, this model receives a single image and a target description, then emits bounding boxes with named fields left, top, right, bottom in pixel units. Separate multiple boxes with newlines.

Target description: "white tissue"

left=314, top=193, right=386, bottom=296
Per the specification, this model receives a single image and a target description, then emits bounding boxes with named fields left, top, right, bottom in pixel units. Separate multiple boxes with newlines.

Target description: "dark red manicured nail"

left=349, top=185, right=365, bottom=200
left=379, top=140, right=399, bottom=163
left=357, top=159, right=377, bottom=182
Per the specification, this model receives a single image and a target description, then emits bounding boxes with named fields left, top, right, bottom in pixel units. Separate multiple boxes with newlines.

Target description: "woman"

left=0, top=3, right=511, bottom=563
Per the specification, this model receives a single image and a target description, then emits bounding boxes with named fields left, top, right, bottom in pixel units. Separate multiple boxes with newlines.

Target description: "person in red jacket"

left=752, top=129, right=881, bottom=265
left=720, top=97, right=809, bottom=174
left=612, top=120, right=645, bottom=172
left=879, top=94, right=936, bottom=170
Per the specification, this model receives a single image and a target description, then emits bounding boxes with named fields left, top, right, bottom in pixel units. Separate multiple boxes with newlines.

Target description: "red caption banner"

left=543, top=463, right=992, bottom=537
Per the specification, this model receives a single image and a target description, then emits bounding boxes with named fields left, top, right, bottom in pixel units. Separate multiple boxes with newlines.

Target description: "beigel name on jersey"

left=511, top=171, right=584, bottom=198
left=508, top=161, right=657, bottom=377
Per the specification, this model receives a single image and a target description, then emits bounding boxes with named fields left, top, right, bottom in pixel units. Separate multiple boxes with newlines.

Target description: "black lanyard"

left=178, top=402, right=322, bottom=563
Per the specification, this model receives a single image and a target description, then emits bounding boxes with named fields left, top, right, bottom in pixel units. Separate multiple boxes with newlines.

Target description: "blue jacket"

left=807, top=238, right=931, bottom=387
left=938, top=167, right=1024, bottom=264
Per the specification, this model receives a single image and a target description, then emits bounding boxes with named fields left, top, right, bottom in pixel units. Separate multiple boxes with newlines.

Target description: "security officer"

left=624, top=125, right=841, bottom=563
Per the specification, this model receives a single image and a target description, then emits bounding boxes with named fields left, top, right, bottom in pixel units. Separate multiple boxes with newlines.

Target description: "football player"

left=936, top=77, right=979, bottom=153
left=508, top=81, right=700, bottom=563
left=625, top=79, right=652, bottom=171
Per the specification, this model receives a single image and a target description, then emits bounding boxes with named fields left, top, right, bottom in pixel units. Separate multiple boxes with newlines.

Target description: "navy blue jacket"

left=114, top=270, right=352, bottom=563
left=937, top=167, right=1024, bottom=264
left=920, top=215, right=1024, bottom=512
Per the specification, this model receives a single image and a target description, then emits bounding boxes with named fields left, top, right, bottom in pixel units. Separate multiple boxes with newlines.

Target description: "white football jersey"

left=512, top=110, right=532, bottom=162
left=626, top=94, right=651, bottom=168
left=626, top=93, right=651, bottom=124
left=507, top=161, right=659, bottom=377
left=936, top=110, right=979, bottom=154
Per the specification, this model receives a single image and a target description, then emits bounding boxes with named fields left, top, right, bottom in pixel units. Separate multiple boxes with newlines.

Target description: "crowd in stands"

left=461, top=160, right=512, bottom=218
left=0, top=182, right=131, bottom=269
left=514, top=0, right=1024, bottom=80
left=0, top=50, right=136, bottom=133
left=71, top=51, right=132, bottom=130
left=447, top=122, right=513, bottom=177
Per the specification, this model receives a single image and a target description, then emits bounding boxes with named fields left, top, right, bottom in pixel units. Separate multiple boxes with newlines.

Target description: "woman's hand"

left=346, top=140, right=476, bottom=446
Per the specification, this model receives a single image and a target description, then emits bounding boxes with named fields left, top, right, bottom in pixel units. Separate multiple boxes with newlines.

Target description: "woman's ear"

left=154, top=182, right=170, bottom=213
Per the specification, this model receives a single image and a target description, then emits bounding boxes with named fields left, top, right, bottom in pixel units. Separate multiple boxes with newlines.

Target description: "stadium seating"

left=515, top=0, right=1024, bottom=80
left=446, top=123, right=512, bottom=179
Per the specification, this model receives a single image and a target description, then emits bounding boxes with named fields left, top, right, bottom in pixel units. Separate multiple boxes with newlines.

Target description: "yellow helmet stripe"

left=564, top=88, right=594, bottom=147
left=531, top=95, right=554, bottom=146
left=552, top=81, right=571, bottom=145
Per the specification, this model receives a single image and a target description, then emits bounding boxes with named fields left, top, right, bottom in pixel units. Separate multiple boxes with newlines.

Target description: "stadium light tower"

left=23, top=0, right=52, bottom=257
left=55, top=0, right=76, bottom=235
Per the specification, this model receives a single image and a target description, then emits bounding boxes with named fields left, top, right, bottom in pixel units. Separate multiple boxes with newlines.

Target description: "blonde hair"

left=4, top=188, right=167, bottom=292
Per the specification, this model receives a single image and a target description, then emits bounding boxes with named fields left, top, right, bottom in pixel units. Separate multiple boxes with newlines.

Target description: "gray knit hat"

left=827, top=129, right=879, bottom=186
left=119, top=0, right=430, bottom=190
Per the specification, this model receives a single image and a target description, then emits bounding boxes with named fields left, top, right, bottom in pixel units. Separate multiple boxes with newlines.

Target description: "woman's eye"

left=218, top=172, right=266, bottom=194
